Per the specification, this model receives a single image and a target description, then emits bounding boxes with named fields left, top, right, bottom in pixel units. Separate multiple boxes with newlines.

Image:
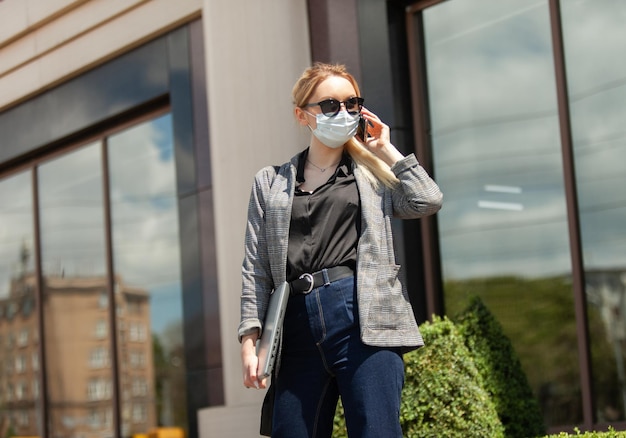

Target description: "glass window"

left=38, top=143, right=114, bottom=438
left=3, top=105, right=186, bottom=436
left=17, top=328, right=29, bottom=346
left=0, top=171, right=42, bottom=438
left=95, top=319, right=108, bottom=339
left=561, top=0, right=626, bottom=423
left=420, top=0, right=579, bottom=426
left=32, top=351, right=39, bottom=371
left=89, top=346, right=110, bottom=368
left=107, top=113, right=186, bottom=436
left=15, top=355, right=26, bottom=373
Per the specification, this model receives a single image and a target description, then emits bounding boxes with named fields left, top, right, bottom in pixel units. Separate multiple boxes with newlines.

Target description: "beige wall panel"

left=201, top=0, right=310, bottom=433
left=198, top=404, right=264, bottom=438
left=0, top=0, right=201, bottom=111
left=0, top=33, right=38, bottom=75
left=0, top=0, right=30, bottom=45
left=0, top=0, right=89, bottom=45
left=20, top=0, right=87, bottom=26
left=0, top=0, right=148, bottom=77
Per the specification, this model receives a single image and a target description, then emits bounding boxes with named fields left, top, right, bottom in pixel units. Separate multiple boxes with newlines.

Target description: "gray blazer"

left=239, top=152, right=443, bottom=350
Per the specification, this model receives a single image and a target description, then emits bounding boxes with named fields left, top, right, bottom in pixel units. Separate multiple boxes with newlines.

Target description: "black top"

left=286, top=148, right=360, bottom=282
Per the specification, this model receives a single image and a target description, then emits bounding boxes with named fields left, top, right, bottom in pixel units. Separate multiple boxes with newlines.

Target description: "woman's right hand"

left=241, top=332, right=267, bottom=389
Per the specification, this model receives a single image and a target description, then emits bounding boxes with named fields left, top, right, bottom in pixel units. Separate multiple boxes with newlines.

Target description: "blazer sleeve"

left=238, top=166, right=276, bottom=342
left=389, top=153, right=443, bottom=219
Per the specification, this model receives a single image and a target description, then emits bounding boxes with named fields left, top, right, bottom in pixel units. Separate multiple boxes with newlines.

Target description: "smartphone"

left=356, top=116, right=368, bottom=142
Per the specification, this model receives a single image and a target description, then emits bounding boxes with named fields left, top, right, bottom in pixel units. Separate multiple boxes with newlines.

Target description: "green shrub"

left=401, top=316, right=504, bottom=437
left=333, top=316, right=504, bottom=437
left=332, top=398, right=347, bottom=437
left=543, top=426, right=626, bottom=437
left=455, top=296, right=546, bottom=438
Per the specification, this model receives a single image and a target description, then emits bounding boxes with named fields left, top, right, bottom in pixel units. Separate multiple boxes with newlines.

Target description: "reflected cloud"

left=424, top=0, right=625, bottom=280
left=108, top=114, right=181, bottom=295
left=425, top=1, right=555, bottom=133
left=477, top=200, right=524, bottom=211
left=38, top=143, right=105, bottom=279
left=560, top=1, right=626, bottom=272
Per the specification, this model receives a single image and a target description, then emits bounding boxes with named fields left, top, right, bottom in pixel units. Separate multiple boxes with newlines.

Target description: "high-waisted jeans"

left=272, top=275, right=404, bottom=438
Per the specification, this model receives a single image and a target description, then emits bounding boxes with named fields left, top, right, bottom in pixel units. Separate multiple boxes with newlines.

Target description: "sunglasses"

left=304, top=97, right=364, bottom=117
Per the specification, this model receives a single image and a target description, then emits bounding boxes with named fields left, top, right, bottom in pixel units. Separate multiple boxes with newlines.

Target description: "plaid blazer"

left=239, top=153, right=442, bottom=350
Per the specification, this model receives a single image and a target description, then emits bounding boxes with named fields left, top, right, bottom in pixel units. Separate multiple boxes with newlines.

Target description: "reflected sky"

left=108, top=113, right=182, bottom=337
left=38, top=143, right=106, bottom=279
left=560, top=1, right=626, bottom=422
left=0, top=172, right=33, bottom=298
left=424, top=0, right=570, bottom=280
left=419, top=0, right=626, bottom=279
left=561, top=0, right=626, bottom=270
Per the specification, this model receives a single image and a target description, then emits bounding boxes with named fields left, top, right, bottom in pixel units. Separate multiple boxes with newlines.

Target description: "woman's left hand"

left=359, top=108, right=404, bottom=166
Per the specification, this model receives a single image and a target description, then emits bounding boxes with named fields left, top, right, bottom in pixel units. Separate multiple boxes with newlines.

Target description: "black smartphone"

left=356, top=116, right=368, bottom=142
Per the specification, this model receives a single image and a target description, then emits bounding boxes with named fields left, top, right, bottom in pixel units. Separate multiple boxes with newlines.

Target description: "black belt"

left=290, top=266, right=354, bottom=295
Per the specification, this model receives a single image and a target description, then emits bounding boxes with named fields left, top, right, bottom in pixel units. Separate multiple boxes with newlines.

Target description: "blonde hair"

left=292, top=63, right=398, bottom=188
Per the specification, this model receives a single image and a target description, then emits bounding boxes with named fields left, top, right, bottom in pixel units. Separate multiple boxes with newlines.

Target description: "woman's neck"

left=307, top=140, right=344, bottom=169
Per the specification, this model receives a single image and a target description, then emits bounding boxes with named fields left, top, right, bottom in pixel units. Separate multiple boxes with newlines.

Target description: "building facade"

left=0, top=0, right=624, bottom=437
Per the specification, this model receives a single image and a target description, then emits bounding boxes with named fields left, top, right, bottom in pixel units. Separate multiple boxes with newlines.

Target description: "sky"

left=422, top=0, right=626, bottom=280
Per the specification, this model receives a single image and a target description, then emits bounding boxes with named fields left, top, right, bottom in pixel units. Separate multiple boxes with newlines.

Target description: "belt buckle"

left=298, top=273, right=314, bottom=294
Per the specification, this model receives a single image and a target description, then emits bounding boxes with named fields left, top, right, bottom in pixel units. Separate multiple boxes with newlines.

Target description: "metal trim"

left=405, top=5, right=444, bottom=318
left=548, top=0, right=595, bottom=428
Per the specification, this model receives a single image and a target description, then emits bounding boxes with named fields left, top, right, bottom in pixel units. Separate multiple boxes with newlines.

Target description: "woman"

left=239, top=63, right=443, bottom=437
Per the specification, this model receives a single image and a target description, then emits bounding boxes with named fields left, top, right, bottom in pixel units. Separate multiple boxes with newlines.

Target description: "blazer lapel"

left=265, top=164, right=295, bottom=285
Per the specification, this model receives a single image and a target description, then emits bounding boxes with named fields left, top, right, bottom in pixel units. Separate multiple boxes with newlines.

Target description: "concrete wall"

left=199, top=0, right=311, bottom=435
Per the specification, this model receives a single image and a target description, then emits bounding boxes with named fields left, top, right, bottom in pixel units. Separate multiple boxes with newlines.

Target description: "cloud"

left=424, top=0, right=626, bottom=279
left=107, top=114, right=182, bottom=292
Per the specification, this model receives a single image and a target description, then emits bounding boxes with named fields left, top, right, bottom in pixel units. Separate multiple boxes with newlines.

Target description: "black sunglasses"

left=305, top=97, right=364, bottom=117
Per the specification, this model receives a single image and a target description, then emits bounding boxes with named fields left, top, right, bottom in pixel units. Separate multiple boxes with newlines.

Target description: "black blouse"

left=286, top=149, right=360, bottom=282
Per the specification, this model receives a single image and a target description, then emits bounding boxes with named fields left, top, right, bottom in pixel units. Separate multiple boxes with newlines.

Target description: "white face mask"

left=306, top=110, right=360, bottom=148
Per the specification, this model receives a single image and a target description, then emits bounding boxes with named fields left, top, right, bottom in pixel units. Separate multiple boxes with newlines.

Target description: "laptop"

left=256, top=281, right=290, bottom=378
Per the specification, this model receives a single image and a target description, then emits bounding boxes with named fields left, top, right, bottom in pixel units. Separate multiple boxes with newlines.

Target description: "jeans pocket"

left=313, top=276, right=357, bottom=346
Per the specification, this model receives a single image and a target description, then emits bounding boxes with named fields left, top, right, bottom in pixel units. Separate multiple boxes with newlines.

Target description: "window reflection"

left=561, top=0, right=626, bottom=423
left=38, top=144, right=114, bottom=438
left=421, top=0, right=579, bottom=426
left=0, top=171, right=42, bottom=438
left=107, top=113, right=186, bottom=436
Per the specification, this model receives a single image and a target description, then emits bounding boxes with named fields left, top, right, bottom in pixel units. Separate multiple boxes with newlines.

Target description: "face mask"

left=306, top=110, right=360, bottom=148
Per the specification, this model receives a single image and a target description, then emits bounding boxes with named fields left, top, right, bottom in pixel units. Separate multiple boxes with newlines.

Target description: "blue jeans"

left=272, top=276, right=404, bottom=438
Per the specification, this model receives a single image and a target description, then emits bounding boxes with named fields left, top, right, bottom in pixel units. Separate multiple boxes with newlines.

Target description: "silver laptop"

left=257, top=281, right=290, bottom=378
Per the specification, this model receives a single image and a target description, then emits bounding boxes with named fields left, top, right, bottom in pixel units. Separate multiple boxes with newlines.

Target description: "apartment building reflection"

left=0, top=266, right=156, bottom=438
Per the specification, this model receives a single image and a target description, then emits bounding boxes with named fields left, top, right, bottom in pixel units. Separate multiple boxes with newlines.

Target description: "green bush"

left=333, top=316, right=504, bottom=437
left=401, top=316, right=504, bottom=437
left=543, top=426, right=626, bottom=437
left=455, top=296, right=546, bottom=438
left=332, top=398, right=346, bottom=437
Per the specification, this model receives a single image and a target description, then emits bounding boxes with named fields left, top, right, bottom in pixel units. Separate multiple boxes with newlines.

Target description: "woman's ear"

left=294, top=107, right=310, bottom=127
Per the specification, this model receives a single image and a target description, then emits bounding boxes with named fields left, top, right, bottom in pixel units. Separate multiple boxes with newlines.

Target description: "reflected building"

left=0, top=260, right=40, bottom=438
left=0, top=0, right=625, bottom=436
left=0, top=255, right=155, bottom=438
left=586, top=269, right=626, bottom=423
